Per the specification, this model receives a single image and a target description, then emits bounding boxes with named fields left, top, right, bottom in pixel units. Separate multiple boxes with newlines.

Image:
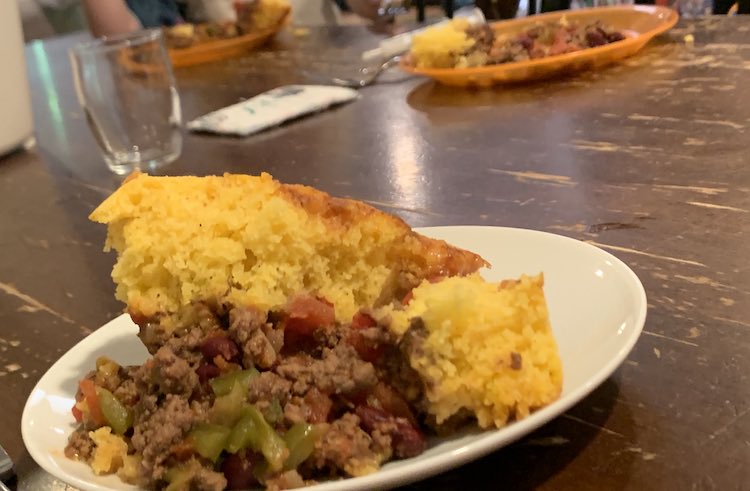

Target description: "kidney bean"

left=196, top=362, right=221, bottom=383
left=221, top=452, right=258, bottom=490
left=355, top=405, right=426, bottom=458
left=200, top=335, right=240, bottom=362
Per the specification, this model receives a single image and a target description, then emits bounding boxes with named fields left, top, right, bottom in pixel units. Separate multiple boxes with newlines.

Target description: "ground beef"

left=136, top=346, right=199, bottom=397
left=65, top=429, right=95, bottom=461
left=276, top=343, right=377, bottom=396
left=466, top=24, right=495, bottom=54
left=229, top=307, right=282, bottom=369
left=112, top=367, right=139, bottom=406
left=173, top=458, right=227, bottom=491
left=248, top=371, right=293, bottom=409
left=283, top=389, right=332, bottom=425
left=312, top=412, right=386, bottom=477
left=137, top=303, right=222, bottom=355
left=164, top=327, right=206, bottom=366
left=131, top=395, right=198, bottom=482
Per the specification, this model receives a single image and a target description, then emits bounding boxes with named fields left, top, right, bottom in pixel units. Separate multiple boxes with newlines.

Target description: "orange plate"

left=399, top=5, right=678, bottom=87
left=168, top=8, right=290, bottom=68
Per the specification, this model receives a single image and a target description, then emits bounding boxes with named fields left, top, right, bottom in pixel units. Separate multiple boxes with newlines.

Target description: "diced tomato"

left=286, top=295, right=335, bottom=333
left=348, top=312, right=385, bottom=363
left=71, top=404, right=83, bottom=423
left=79, top=379, right=105, bottom=427
left=348, top=331, right=385, bottom=363
left=283, top=295, right=336, bottom=353
left=401, top=290, right=414, bottom=305
left=351, top=312, right=376, bottom=330
left=304, top=388, right=332, bottom=424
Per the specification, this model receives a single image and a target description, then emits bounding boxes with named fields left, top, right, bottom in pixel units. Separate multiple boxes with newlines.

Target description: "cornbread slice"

left=384, top=274, right=562, bottom=429
left=410, top=19, right=475, bottom=69
left=89, top=172, right=486, bottom=324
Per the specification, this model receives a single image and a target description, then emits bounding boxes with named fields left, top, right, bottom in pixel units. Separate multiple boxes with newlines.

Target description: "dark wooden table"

left=2, top=16, right=750, bottom=491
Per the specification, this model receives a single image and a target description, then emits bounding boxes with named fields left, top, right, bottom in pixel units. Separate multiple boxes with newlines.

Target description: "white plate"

left=22, top=226, right=647, bottom=491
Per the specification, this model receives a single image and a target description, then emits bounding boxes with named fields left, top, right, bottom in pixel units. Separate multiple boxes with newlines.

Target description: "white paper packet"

left=187, top=85, right=359, bottom=137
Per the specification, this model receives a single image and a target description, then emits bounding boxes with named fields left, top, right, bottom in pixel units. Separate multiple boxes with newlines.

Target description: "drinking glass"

left=69, top=29, right=182, bottom=175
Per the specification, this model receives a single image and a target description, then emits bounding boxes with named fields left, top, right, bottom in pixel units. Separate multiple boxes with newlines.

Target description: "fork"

left=0, top=443, right=14, bottom=491
left=329, top=56, right=402, bottom=89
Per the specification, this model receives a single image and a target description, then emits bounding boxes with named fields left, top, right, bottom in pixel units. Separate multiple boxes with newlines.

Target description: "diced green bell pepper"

left=229, top=405, right=288, bottom=472
left=225, top=413, right=259, bottom=454
left=189, top=424, right=231, bottom=462
left=95, top=387, right=132, bottom=435
left=283, top=423, right=327, bottom=470
left=263, top=399, right=283, bottom=424
left=209, top=381, right=247, bottom=426
left=164, top=465, right=192, bottom=491
left=210, top=368, right=259, bottom=397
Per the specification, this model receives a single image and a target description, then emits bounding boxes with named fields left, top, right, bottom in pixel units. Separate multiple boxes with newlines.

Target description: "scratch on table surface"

left=653, top=184, right=727, bottom=195
left=710, top=84, right=737, bottom=91
left=642, top=330, right=699, bottom=347
left=687, top=201, right=748, bottom=213
left=688, top=327, right=701, bottom=339
left=0, top=281, right=75, bottom=324
left=720, top=297, right=735, bottom=306
left=548, top=223, right=587, bottom=233
left=562, top=414, right=625, bottom=438
left=683, top=138, right=707, bottom=146
left=523, top=436, right=570, bottom=447
left=627, top=113, right=744, bottom=130
left=705, top=407, right=750, bottom=443
left=673, top=274, right=737, bottom=290
left=626, top=447, right=658, bottom=461
left=567, top=139, right=621, bottom=152
left=488, top=169, right=576, bottom=187
left=712, top=316, right=750, bottom=329
left=653, top=348, right=662, bottom=359
left=586, top=241, right=707, bottom=268
left=693, top=119, right=745, bottom=130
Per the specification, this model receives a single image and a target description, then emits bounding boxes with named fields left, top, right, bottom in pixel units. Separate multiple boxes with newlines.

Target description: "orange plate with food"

left=168, top=7, right=290, bottom=68
left=399, top=5, right=678, bottom=87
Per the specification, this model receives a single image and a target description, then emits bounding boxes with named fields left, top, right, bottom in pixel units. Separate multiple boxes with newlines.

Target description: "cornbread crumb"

left=117, top=454, right=142, bottom=484
left=384, top=274, right=562, bottom=428
left=89, top=173, right=486, bottom=324
left=89, top=427, right=128, bottom=475
left=410, top=19, right=475, bottom=69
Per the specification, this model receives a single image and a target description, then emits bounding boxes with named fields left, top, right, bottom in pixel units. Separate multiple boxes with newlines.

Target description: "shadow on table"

left=400, top=377, right=637, bottom=491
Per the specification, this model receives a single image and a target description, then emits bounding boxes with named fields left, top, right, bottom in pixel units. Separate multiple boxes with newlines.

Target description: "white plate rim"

left=22, top=225, right=647, bottom=491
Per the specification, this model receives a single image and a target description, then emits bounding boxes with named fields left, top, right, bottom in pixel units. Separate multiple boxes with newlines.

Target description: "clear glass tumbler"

left=69, top=30, right=182, bottom=175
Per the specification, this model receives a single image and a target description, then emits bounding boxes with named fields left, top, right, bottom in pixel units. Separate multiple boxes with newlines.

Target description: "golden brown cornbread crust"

left=90, top=172, right=487, bottom=323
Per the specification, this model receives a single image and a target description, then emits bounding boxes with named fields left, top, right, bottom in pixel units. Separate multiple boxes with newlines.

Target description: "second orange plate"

left=399, top=5, right=678, bottom=87
left=168, top=8, right=291, bottom=68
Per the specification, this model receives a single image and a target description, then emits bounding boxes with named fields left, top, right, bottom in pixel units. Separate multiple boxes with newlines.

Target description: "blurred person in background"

left=83, top=0, right=387, bottom=37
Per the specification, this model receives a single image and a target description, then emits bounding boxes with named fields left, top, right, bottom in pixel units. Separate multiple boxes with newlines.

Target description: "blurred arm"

left=82, top=0, right=141, bottom=37
left=344, top=0, right=381, bottom=21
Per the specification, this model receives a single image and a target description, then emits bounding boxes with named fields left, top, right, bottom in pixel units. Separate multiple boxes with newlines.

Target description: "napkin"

left=187, top=85, right=359, bottom=137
